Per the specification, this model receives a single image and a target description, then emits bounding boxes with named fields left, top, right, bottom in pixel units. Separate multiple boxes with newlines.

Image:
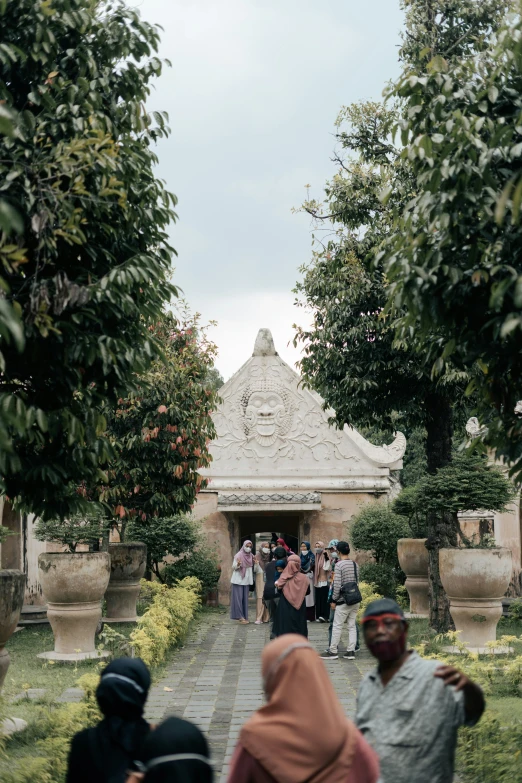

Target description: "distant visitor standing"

left=255, top=542, right=271, bottom=624
left=321, top=541, right=360, bottom=661
left=313, top=540, right=330, bottom=622
left=300, top=541, right=316, bottom=622
left=231, top=540, right=259, bottom=624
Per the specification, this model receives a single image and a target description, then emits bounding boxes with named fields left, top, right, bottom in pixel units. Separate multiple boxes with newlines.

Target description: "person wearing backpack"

left=320, top=541, right=361, bottom=661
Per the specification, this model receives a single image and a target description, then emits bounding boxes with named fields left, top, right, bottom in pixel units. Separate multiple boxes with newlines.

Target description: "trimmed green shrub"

left=359, top=562, right=400, bottom=599
left=130, top=577, right=201, bottom=666
left=351, top=504, right=409, bottom=566
left=163, top=549, right=220, bottom=597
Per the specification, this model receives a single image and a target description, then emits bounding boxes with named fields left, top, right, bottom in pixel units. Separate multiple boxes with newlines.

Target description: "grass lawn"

left=0, top=606, right=221, bottom=781
left=2, top=623, right=135, bottom=724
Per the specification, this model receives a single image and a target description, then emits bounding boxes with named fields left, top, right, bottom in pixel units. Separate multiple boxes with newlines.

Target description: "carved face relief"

left=240, top=382, right=294, bottom=446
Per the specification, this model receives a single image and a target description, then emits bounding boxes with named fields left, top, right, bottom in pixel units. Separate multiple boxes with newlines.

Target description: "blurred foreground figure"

left=126, top=716, right=213, bottom=783
left=356, top=599, right=485, bottom=783
left=66, top=658, right=151, bottom=783
left=227, top=634, right=380, bottom=783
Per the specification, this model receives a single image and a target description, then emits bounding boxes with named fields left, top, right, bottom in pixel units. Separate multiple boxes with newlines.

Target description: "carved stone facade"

left=195, top=329, right=407, bottom=603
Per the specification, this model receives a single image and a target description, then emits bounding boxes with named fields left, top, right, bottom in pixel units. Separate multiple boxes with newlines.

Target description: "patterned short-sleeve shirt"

left=355, top=651, right=478, bottom=783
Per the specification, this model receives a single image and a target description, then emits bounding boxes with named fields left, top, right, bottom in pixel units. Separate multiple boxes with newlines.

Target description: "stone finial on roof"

left=253, top=328, right=277, bottom=357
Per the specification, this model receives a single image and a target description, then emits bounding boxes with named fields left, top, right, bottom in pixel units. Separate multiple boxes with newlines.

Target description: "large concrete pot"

left=104, top=542, right=146, bottom=622
left=397, top=538, right=429, bottom=617
left=439, top=547, right=512, bottom=650
left=0, top=570, right=26, bottom=690
left=38, top=552, right=110, bottom=661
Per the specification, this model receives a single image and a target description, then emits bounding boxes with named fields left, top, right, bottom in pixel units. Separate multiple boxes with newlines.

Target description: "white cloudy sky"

left=137, top=0, right=404, bottom=379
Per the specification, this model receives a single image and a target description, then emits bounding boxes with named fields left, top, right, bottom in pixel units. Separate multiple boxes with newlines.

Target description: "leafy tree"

left=125, top=515, right=200, bottom=581
left=294, top=0, right=509, bottom=631
left=99, top=309, right=218, bottom=531
left=384, top=0, right=522, bottom=478
left=0, top=0, right=177, bottom=516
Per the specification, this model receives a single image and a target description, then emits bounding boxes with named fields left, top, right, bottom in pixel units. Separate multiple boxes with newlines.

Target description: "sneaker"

left=254, top=620, right=262, bottom=625
left=320, top=651, right=338, bottom=660
left=318, top=616, right=326, bottom=623
left=344, top=651, right=355, bottom=660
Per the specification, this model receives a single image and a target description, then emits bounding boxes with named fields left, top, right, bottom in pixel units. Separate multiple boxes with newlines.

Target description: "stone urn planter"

left=0, top=570, right=26, bottom=690
left=37, top=552, right=111, bottom=661
left=104, top=542, right=147, bottom=622
left=397, top=539, right=429, bottom=617
left=439, top=547, right=512, bottom=651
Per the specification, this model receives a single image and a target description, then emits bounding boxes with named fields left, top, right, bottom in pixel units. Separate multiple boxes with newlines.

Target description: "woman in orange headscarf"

left=227, top=635, right=380, bottom=783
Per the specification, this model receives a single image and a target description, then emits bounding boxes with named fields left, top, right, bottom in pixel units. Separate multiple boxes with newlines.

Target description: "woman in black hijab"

left=66, top=657, right=151, bottom=783
left=127, top=716, right=213, bottom=783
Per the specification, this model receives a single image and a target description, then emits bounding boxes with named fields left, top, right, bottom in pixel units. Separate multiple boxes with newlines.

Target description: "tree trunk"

left=424, top=392, right=458, bottom=632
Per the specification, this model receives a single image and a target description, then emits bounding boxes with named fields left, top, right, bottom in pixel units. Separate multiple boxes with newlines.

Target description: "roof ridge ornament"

left=252, top=328, right=277, bottom=357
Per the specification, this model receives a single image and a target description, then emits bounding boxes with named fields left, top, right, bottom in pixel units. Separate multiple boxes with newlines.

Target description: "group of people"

left=230, top=537, right=361, bottom=658
left=66, top=596, right=485, bottom=783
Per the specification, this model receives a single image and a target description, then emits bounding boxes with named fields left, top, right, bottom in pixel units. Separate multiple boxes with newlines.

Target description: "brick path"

left=144, top=608, right=374, bottom=782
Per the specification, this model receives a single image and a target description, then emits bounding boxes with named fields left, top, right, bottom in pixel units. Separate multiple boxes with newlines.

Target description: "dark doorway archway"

left=239, top=512, right=299, bottom=555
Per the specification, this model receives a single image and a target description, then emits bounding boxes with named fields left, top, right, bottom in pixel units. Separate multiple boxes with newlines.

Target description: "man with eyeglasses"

left=355, top=598, right=485, bottom=783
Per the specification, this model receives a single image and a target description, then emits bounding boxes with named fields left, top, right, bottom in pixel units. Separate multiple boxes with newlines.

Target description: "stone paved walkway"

left=144, top=608, right=374, bottom=782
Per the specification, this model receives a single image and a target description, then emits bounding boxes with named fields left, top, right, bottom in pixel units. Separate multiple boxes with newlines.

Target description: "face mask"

left=262, top=547, right=269, bottom=554
left=315, top=548, right=323, bottom=554
left=330, top=552, right=339, bottom=560
left=244, top=546, right=251, bottom=553
left=301, top=550, right=308, bottom=556
left=367, top=631, right=407, bottom=663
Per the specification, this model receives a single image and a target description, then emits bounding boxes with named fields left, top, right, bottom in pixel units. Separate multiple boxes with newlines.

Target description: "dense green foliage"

left=101, top=310, right=218, bottom=541
left=0, top=0, right=177, bottom=516
left=294, top=0, right=510, bottom=631
left=125, top=514, right=200, bottom=581
left=350, top=504, right=409, bottom=565
left=163, top=549, right=221, bottom=596
left=394, top=454, right=514, bottom=544
left=384, top=1, right=522, bottom=479
left=358, top=562, right=401, bottom=600
left=415, top=454, right=514, bottom=520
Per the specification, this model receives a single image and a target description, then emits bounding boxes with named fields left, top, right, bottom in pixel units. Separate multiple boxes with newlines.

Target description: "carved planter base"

left=104, top=542, right=146, bottom=622
left=397, top=539, right=429, bottom=617
left=38, top=553, right=110, bottom=662
left=0, top=570, right=26, bottom=691
left=439, top=547, right=512, bottom=650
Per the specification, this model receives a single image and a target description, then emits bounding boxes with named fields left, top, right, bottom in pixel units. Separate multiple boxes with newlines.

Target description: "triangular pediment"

left=202, top=330, right=405, bottom=493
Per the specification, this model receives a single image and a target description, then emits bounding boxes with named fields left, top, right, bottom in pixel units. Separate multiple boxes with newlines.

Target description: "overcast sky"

left=136, top=0, right=404, bottom=379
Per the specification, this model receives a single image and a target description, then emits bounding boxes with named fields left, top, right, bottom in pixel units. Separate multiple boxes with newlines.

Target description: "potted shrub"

left=104, top=541, right=147, bottom=622
left=34, top=511, right=111, bottom=661
left=416, top=454, right=515, bottom=648
left=393, top=486, right=429, bottom=616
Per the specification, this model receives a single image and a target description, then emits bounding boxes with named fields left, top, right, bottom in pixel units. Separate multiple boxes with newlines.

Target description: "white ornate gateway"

left=194, top=329, right=407, bottom=603
left=201, top=328, right=405, bottom=500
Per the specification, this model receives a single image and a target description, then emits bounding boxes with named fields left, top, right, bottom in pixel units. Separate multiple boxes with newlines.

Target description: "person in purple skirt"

left=230, top=539, right=258, bottom=624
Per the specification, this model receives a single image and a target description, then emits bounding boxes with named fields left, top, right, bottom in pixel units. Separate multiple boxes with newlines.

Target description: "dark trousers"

left=265, top=597, right=278, bottom=639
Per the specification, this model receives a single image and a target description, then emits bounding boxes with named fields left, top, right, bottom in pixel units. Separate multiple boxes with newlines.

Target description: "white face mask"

left=330, top=552, right=339, bottom=560
left=244, top=546, right=251, bottom=553
left=262, top=547, right=270, bottom=554
left=301, top=550, right=308, bottom=556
